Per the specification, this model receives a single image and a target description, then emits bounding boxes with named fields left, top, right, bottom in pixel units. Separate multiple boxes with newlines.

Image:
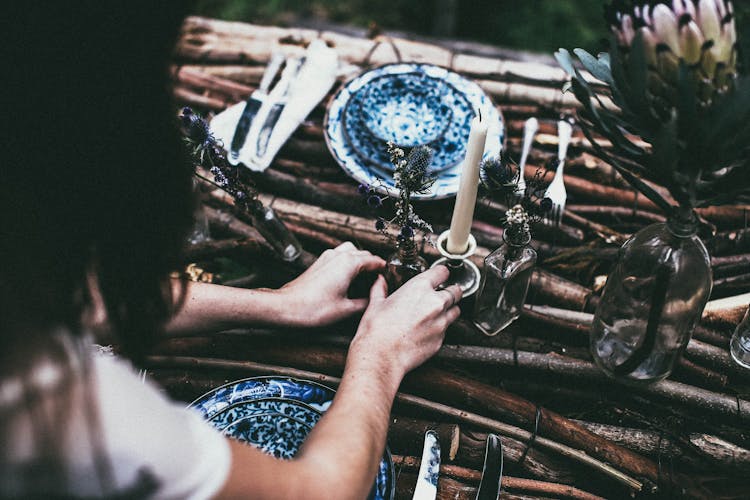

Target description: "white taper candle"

left=446, top=111, right=488, bottom=254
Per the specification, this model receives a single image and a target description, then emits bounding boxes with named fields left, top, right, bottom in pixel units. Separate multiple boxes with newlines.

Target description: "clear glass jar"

left=249, top=204, right=302, bottom=262
left=385, top=239, right=428, bottom=292
left=730, top=306, right=750, bottom=369
left=472, top=233, right=536, bottom=336
left=590, top=210, right=712, bottom=384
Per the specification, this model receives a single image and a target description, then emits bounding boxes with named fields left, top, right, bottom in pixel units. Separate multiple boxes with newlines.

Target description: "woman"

left=0, top=2, right=461, bottom=498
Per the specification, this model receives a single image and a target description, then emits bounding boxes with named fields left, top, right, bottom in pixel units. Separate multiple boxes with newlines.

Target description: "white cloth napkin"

left=210, top=39, right=339, bottom=171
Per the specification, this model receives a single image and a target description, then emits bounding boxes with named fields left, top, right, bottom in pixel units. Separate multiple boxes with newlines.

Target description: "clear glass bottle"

left=385, top=239, right=428, bottom=292
left=730, top=306, right=750, bottom=369
left=590, top=210, right=712, bottom=384
left=249, top=204, right=302, bottom=262
left=473, top=232, right=536, bottom=336
left=187, top=179, right=211, bottom=244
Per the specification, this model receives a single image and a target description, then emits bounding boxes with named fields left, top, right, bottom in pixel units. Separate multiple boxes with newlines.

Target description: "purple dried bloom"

left=400, top=225, right=414, bottom=238
left=540, top=197, right=553, bottom=212
left=375, top=218, right=386, bottom=231
left=357, top=184, right=370, bottom=195
left=367, top=195, right=382, bottom=208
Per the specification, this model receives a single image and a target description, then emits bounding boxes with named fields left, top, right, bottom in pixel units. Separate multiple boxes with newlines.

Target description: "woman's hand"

left=348, top=265, right=462, bottom=380
left=277, top=242, right=385, bottom=327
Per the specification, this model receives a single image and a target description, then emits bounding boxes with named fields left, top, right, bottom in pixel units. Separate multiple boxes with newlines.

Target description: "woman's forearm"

left=165, top=280, right=292, bottom=335
left=216, top=341, right=403, bottom=500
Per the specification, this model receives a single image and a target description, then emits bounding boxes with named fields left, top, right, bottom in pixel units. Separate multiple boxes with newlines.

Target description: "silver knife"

left=228, top=53, right=284, bottom=165
left=255, top=58, right=301, bottom=159
left=412, top=430, right=440, bottom=500
left=475, top=434, right=503, bottom=500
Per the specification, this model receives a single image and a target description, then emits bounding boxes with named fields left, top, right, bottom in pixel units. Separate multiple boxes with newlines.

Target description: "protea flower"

left=607, top=0, right=738, bottom=115
left=555, top=0, right=750, bottom=213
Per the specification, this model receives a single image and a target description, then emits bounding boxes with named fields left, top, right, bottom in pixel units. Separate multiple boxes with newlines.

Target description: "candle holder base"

left=430, top=231, right=481, bottom=299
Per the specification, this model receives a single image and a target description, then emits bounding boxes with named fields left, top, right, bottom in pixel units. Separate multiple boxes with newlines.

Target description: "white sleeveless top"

left=0, top=332, right=230, bottom=499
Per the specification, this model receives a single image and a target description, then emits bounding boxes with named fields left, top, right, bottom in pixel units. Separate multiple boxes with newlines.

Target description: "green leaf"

left=573, top=48, right=614, bottom=86
left=554, top=48, right=577, bottom=77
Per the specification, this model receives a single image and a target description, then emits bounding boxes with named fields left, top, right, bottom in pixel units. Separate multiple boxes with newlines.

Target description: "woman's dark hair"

left=1, top=2, right=193, bottom=362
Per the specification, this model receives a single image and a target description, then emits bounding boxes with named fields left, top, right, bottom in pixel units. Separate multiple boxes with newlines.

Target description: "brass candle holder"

left=430, top=230, right=481, bottom=299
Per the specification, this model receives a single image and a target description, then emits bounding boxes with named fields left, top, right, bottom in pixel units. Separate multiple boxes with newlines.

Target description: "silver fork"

left=543, top=119, right=573, bottom=226
left=515, top=117, right=539, bottom=200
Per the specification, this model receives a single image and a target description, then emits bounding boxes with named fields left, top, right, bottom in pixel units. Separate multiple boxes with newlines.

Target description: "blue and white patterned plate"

left=207, top=398, right=322, bottom=430
left=189, top=376, right=394, bottom=500
left=221, top=411, right=315, bottom=460
left=343, top=73, right=466, bottom=172
left=361, top=73, right=453, bottom=146
left=325, top=63, right=504, bottom=200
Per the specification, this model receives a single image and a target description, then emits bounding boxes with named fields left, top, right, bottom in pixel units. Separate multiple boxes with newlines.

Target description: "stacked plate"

left=189, top=376, right=395, bottom=500
left=325, top=63, right=505, bottom=200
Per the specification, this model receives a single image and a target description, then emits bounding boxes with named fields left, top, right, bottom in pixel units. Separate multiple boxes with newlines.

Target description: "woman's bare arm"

left=164, top=242, right=385, bottom=335
left=214, top=268, right=462, bottom=499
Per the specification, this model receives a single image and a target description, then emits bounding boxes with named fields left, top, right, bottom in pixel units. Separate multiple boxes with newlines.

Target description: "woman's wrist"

left=348, top=328, right=406, bottom=394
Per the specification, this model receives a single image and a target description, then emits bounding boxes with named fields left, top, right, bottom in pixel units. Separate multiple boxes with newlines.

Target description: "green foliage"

left=192, top=0, right=607, bottom=52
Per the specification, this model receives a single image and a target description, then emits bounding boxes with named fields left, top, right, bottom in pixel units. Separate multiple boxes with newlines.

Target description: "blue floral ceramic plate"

left=325, top=63, right=504, bottom=200
left=343, top=73, right=463, bottom=172
left=361, top=73, right=453, bottom=146
left=221, top=411, right=315, bottom=460
left=189, top=376, right=394, bottom=500
left=207, top=397, right=322, bottom=430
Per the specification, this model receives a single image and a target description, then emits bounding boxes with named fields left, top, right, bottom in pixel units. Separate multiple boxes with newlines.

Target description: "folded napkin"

left=210, top=39, right=339, bottom=171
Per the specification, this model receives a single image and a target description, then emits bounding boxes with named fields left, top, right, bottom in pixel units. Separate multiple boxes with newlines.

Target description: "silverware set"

left=517, top=116, right=572, bottom=226
left=228, top=53, right=285, bottom=164
left=412, top=431, right=503, bottom=500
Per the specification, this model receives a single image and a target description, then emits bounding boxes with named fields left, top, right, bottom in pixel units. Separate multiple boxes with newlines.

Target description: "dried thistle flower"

left=179, top=107, right=261, bottom=214
left=479, top=153, right=551, bottom=242
left=359, top=143, right=436, bottom=249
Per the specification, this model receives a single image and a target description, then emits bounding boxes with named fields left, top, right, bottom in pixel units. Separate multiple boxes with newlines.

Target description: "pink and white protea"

left=606, top=0, right=738, bottom=107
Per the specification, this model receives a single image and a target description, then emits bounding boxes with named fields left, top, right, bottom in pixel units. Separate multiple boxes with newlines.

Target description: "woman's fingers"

left=445, top=305, right=461, bottom=324
left=369, top=274, right=388, bottom=302
left=440, top=285, right=463, bottom=310
left=334, top=241, right=358, bottom=252
left=420, top=265, right=451, bottom=289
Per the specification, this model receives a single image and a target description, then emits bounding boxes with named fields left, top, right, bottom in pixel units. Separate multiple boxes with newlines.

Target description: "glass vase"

left=730, top=306, right=750, bottom=369
left=590, top=210, right=712, bottom=384
left=385, top=239, right=428, bottom=292
left=472, top=233, right=536, bottom=336
left=249, top=204, right=302, bottom=262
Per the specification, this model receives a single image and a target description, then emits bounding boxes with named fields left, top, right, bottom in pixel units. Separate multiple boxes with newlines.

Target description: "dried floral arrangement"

left=179, top=107, right=262, bottom=214
left=479, top=152, right=553, bottom=245
left=358, top=142, right=436, bottom=250
left=555, top=0, right=750, bottom=218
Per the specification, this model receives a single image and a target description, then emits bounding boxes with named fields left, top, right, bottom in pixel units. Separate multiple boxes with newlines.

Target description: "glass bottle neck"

left=399, top=239, right=418, bottom=262
left=666, top=209, right=698, bottom=238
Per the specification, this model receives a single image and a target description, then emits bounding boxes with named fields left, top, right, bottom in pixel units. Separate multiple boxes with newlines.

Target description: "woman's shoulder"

left=1, top=330, right=231, bottom=499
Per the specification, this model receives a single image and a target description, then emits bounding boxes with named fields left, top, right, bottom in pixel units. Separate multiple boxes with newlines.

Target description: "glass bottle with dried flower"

left=473, top=205, right=537, bottom=335
left=179, top=108, right=302, bottom=261
left=361, top=143, right=435, bottom=291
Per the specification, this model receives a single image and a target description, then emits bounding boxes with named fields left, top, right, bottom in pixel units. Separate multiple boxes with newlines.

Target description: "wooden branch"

left=702, top=293, right=750, bottom=327
left=172, top=66, right=253, bottom=102
left=389, top=417, right=460, bottom=462
left=432, top=345, right=750, bottom=423
left=144, top=355, right=645, bottom=491
left=173, top=85, right=227, bottom=111
left=391, top=455, right=606, bottom=500
left=565, top=204, right=666, bottom=224
left=572, top=420, right=750, bottom=471
left=183, top=237, right=266, bottom=261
